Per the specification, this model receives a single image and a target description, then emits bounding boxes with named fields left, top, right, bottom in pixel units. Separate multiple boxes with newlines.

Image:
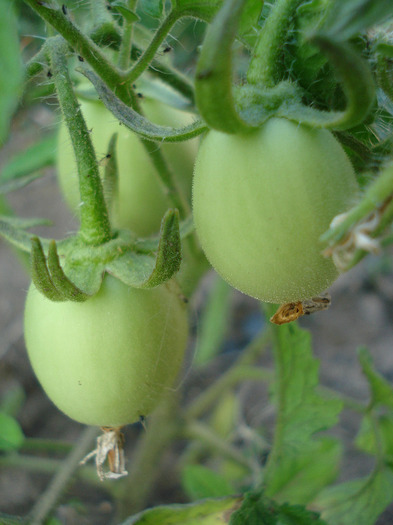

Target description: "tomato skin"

left=192, top=117, right=359, bottom=304
left=24, top=276, right=188, bottom=427
left=57, top=96, right=197, bottom=236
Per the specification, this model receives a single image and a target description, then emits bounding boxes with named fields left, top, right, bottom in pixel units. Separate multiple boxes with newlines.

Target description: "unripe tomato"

left=192, top=118, right=359, bottom=304
left=57, top=93, right=197, bottom=236
left=24, top=276, right=189, bottom=427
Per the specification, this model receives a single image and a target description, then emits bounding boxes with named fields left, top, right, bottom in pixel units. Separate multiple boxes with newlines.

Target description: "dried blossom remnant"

left=80, top=426, right=127, bottom=481
left=323, top=209, right=383, bottom=272
left=270, top=292, right=331, bottom=325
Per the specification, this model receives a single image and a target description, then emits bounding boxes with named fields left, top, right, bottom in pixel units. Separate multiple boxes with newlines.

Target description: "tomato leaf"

left=321, top=0, right=393, bottom=41
left=356, top=414, right=393, bottom=461
left=264, top=323, right=343, bottom=497
left=0, top=0, right=23, bottom=146
left=230, top=490, right=327, bottom=525
left=139, top=0, right=164, bottom=18
left=181, top=465, right=234, bottom=500
left=120, top=496, right=242, bottom=524
left=0, top=134, right=57, bottom=184
left=312, top=468, right=393, bottom=525
left=270, top=437, right=342, bottom=505
left=0, top=412, right=24, bottom=452
left=81, top=67, right=206, bottom=142
left=358, top=347, right=393, bottom=409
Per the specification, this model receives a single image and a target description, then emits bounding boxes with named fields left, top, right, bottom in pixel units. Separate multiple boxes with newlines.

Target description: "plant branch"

left=247, top=0, right=302, bottom=87
left=49, top=37, right=112, bottom=246
left=123, top=10, right=179, bottom=83
left=28, top=426, right=99, bottom=525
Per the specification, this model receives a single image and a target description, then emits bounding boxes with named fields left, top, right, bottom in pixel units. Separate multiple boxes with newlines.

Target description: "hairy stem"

left=124, top=10, right=179, bottom=83
left=247, top=0, right=301, bottom=87
left=49, top=37, right=112, bottom=245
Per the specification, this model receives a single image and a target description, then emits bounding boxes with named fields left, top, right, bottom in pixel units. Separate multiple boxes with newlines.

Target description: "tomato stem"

left=122, top=9, right=180, bottom=83
left=117, top=0, right=138, bottom=71
left=247, top=0, right=302, bottom=87
left=48, top=37, right=112, bottom=246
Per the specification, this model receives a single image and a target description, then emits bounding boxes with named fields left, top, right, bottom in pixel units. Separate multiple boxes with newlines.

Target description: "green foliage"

left=313, top=469, right=393, bottom=525
left=0, top=0, right=23, bottom=146
left=264, top=323, right=343, bottom=495
left=0, top=412, right=24, bottom=452
left=229, top=490, right=327, bottom=525
left=121, top=496, right=242, bottom=524
left=181, top=464, right=234, bottom=500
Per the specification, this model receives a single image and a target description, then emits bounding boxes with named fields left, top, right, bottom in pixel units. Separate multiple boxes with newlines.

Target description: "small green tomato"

left=24, top=276, right=189, bottom=427
left=57, top=94, right=197, bottom=236
left=192, top=117, right=359, bottom=303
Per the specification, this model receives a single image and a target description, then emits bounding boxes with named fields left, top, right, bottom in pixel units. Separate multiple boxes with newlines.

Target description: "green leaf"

left=358, top=347, right=393, bottom=409
left=111, top=1, right=140, bottom=22
left=356, top=413, right=393, bottom=461
left=237, top=0, right=263, bottom=48
left=194, top=274, right=233, bottom=366
left=271, top=438, right=342, bottom=505
left=313, top=468, right=393, bottom=525
left=0, top=172, right=44, bottom=194
left=230, top=490, right=327, bottom=525
left=173, top=0, right=223, bottom=22
left=265, top=323, right=343, bottom=497
left=0, top=0, right=23, bottom=146
left=139, top=0, right=164, bottom=18
left=0, top=134, right=57, bottom=183
left=0, top=412, right=24, bottom=451
left=120, top=496, right=242, bottom=524
left=181, top=465, right=234, bottom=500
left=81, top=67, right=206, bottom=142
left=322, top=0, right=393, bottom=41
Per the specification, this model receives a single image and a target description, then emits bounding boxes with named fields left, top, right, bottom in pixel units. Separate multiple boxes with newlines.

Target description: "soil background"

left=1, top=105, right=393, bottom=524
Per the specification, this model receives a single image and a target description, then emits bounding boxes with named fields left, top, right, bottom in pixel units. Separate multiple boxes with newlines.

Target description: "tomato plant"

left=192, top=118, right=359, bottom=304
left=57, top=92, right=197, bottom=236
left=3, top=0, right=393, bottom=523
left=24, top=275, right=189, bottom=427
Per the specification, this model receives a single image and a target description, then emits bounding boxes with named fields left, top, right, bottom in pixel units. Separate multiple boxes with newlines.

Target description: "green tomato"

left=192, top=117, right=359, bottom=304
left=24, top=276, right=188, bottom=427
left=57, top=94, right=197, bottom=236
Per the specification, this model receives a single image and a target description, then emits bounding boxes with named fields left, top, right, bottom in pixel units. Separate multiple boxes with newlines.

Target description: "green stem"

left=118, top=0, right=138, bottom=70
left=184, top=420, right=255, bottom=472
left=123, top=10, right=179, bottom=83
left=0, top=452, right=98, bottom=484
left=247, top=0, right=301, bottom=87
left=28, top=426, right=99, bottom=525
left=48, top=37, right=112, bottom=246
left=23, top=0, right=136, bottom=106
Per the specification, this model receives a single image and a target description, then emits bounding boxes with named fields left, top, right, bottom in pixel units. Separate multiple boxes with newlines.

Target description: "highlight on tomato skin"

left=24, top=275, right=189, bottom=428
left=192, top=117, right=360, bottom=304
left=57, top=93, right=198, bottom=237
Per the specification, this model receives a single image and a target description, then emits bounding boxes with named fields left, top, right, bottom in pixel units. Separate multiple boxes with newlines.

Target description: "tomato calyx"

left=80, top=426, right=128, bottom=481
left=1, top=207, right=185, bottom=302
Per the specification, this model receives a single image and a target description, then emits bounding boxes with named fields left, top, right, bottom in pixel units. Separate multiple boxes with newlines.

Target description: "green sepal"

left=106, top=209, right=181, bottom=288
left=195, top=0, right=257, bottom=134
left=111, top=2, right=140, bottom=23
left=47, top=240, right=91, bottom=302
left=282, top=37, right=375, bottom=130
left=80, top=67, right=207, bottom=142
left=31, top=237, right=65, bottom=302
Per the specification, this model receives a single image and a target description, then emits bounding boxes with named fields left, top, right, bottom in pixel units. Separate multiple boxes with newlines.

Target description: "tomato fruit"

left=24, top=276, right=189, bottom=427
left=57, top=93, right=197, bottom=236
left=192, top=117, right=359, bottom=304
